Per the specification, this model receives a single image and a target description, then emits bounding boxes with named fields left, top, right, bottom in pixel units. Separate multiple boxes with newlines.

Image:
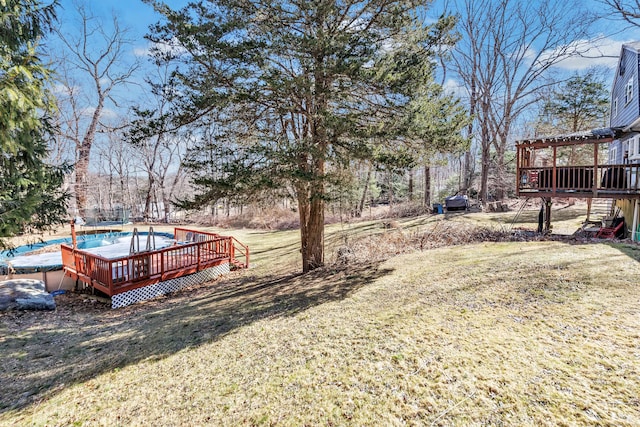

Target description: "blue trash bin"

left=433, top=203, right=443, bottom=214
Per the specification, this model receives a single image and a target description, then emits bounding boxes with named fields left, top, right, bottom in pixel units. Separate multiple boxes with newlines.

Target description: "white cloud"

left=133, top=46, right=150, bottom=57
left=442, top=78, right=467, bottom=99
left=82, top=106, right=119, bottom=120
left=51, top=83, right=81, bottom=96
left=544, top=36, right=632, bottom=71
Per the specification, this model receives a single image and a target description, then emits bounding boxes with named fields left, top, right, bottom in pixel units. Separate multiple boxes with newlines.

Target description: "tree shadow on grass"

left=604, top=241, right=640, bottom=263
left=485, top=206, right=586, bottom=227
left=0, top=261, right=393, bottom=413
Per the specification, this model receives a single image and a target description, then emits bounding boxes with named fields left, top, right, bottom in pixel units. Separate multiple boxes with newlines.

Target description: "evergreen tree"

left=541, top=70, right=609, bottom=134
left=146, top=0, right=465, bottom=272
left=0, top=0, right=68, bottom=248
left=537, top=70, right=609, bottom=165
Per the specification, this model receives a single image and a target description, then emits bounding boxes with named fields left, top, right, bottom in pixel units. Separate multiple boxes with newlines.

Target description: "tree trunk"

left=463, top=70, right=476, bottom=195
left=296, top=157, right=325, bottom=273
left=357, top=166, right=371, bottom=217
left=463, top=150, right=474, bottom=194
left=479, top=110, right=491, bottom=205
left=75, top=146, right=91, bottom=218
left=144, top=174, right=154, bottom=221
left=480, top=144, right=490, bottom=205
left=408, top=168, right=414, bottom=201
left=162, top=189, right=171, bottom=223
left=494, top=142, right=506, bottom=200
left=306, top=189, right=324, bottom=271
left=297, top=182, right=324, bottom=273
left=153, top=189, right=161, bottom=220
left=297, top=184, right=310, bottom=268
left=424, top=164, right=431, bottom=207
left=75, top=90, right=105, bottom=218
left=388, top=172, right=394, bottom=207
left=108, top=172, right=114, bottom=211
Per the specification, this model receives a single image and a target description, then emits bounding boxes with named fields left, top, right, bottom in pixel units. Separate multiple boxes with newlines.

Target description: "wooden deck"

left=518, top=164, right=640, bottom=199
left=61, top=228, right=249, bottom=297
left=516, top=129, right=640, bottom=199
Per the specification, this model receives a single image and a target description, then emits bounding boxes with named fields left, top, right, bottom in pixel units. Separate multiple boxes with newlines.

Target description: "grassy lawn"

left=2, top=205, right=640, bottom=425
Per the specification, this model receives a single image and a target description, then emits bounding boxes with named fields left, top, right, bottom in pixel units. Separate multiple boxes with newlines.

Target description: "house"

left=514, top=42, right=640, bottom=235
left=610, top=42, right=640, bottom=145
left=608, top=42, right=640, bottom=239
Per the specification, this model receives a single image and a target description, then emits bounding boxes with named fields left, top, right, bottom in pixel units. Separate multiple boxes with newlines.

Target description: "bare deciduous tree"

left=449, top=0, right=594, bottom=202
left=601, top=0, right=640, bottom=27
left=128, top=64, right=189, bottom=222
left=53, top=4, right=138, bottom=217
left=95, top=124, right=136, bottom=212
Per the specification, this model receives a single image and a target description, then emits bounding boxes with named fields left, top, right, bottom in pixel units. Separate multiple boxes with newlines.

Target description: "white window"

left=609, top=146, right=618, bottom=164
left=613, top=97, right=618, bottom=118
left=629, top=136, right=640, bottom=161
left=625, top=78, right=634, bottom=105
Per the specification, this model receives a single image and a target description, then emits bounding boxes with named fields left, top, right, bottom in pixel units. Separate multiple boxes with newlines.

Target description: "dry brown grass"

left=2, top=204, right=637, bottom=425
left=2, top=237, right=640, bottom=426
left=332, top=222, right=517, bottom=265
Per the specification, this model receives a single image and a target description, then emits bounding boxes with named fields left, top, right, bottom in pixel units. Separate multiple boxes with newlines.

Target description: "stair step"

left=588, top=198, right=613, bottom=221
left=230, top=259, right=247, bottom=270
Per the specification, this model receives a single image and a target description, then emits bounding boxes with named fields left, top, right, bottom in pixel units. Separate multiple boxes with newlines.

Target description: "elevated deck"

left=516, top=128, right=640, bottom=199
left=61, top=228, right=249, bottom=302
left=518, top=164, right=640, bottom=199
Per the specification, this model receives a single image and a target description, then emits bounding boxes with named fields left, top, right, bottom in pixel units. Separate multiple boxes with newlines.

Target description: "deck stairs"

left=230, top=237, right=250, bottom=269
left=588, top=199, right=613, bottom=222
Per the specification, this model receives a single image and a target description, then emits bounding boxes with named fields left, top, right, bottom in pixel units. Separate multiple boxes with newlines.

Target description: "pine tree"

left=146, top=0, right=466, bottom=272
left=0, top=0, right=68, bottom=248
left=541, top=70, right=609, bottom=134
left=537, top=70, right=609, bottom=165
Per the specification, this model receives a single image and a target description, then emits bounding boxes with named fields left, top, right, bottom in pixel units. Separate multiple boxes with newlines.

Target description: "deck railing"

left=518, top=164, right=640, bottom=197
left=62, top=228, right=248, bottom=297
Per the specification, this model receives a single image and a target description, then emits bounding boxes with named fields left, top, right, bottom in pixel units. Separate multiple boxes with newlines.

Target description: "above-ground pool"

left=0, top=231, right=174, bottom=291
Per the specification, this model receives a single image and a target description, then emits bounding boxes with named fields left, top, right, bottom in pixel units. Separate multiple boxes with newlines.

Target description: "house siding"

left=609, top=133, right=640, bottom=165
left=606, top=45, right=640, bottom=231
left=609, top=139, right=623, bottom=164
left=610, top=46, right=640, bottom=128
left=614, top=198, right=635, bottom=238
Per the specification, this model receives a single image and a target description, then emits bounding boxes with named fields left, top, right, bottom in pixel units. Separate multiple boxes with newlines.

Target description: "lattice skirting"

left=111, top=263, right=230, bottom=309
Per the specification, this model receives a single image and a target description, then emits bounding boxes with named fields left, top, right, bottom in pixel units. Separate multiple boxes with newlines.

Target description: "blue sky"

left=56, top=0, right=188, bottom=42
left=53, top=0, right=640, bottom=80
left=45, top=0, right=640, bottom=170
left=55, top=0, right=190, bottom=60
left=49, top=0, right=640, bottom=118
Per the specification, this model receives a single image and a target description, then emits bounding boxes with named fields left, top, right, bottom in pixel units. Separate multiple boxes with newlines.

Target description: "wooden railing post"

left=552, top=146, right=557, bottom=195
left=593, top=142, right=599, bottom=196
left=516, top=145, right=521, bottom=195
left=109, top=260, right=114, bottom=296
left=197, top=243, right=201, bottom=272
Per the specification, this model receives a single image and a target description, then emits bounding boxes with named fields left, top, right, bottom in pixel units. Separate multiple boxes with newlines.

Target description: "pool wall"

left=1, top=269, right=72, bottom=292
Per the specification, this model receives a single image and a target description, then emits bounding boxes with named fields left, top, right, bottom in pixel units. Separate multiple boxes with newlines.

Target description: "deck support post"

left=593, top=142, right=599, bottom=197
left=544, top=197, right=552, bottom=233
left=633, top=199, right=639, bottom=241
left=552, top=147, right=557, bottom=196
